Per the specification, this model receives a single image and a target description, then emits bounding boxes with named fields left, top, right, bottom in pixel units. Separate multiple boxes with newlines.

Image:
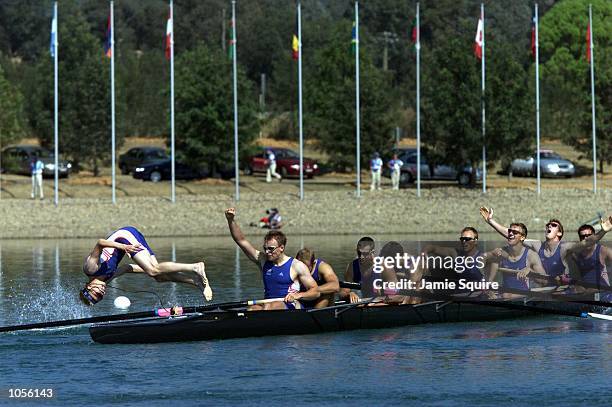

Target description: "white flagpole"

left=231, top=0, right=240, bottom=201
left=297, top=0, right=304, bottom=200
left=355, top=0, right=361, bottom=198
left=535, top=4, right=541, bottom=194
left=110, top=1, right=116, bottom=204
left=480, top=3, right=486, bottom=194
left=53, top=2, right=59, bottom=206
left=169, top=0, right=175, bottom=203
left=415, top=2, right=421, bottom=198
left=588, top=4, right=597, bottom=194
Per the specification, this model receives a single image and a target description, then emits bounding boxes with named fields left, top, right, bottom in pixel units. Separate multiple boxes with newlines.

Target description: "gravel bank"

left=0, top=188, right=609, bottom=239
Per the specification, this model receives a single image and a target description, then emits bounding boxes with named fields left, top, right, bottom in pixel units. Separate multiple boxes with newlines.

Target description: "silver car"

left=510, top=150, right=575, bottom=177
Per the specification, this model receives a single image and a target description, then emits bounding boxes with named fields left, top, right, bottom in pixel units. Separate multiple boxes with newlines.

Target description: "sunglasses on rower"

left=357, top=249, right=374, bottom=258
left=546, top=222, right=559, bottom=229
left=507, top=228, right=524, bottom=237
left=459, top=236, right=477, bottom=242
left=579, top=232, right=593, bottom=241
left=263, top=245, right=279, bottom=253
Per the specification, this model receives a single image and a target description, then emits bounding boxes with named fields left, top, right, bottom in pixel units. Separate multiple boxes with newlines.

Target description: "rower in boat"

left=423, top=227, right=503, bottom=292
left=568, top=224, right=612, bottom=302
left=481, top=208, right=612, bottom=280
left=339, top=237, right=400, bottom=304
left=225, top=208, right=319, bottom=310
left=295, top=248, right=339, bottom=308
left=80, top=226, right=213, bottom=305
left=487, top=223, right=547, bottom=298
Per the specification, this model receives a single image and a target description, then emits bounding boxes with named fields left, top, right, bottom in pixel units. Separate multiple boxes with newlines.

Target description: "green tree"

left=174, top=44, right=259, bottom=176
left=0, top=63, right=25, bottom=147
left=539, top=0, right=611, bottom=173
left=305, top=22, right=399, bottom=170
left=26, top=3, right=123, bottom=175
left=421, top=38, right=532, bottom=183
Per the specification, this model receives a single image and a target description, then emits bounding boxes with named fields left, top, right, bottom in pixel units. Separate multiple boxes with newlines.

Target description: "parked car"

left=0, top=145, right=72, bottom=178
left=244, top=147, right=320, bottom=178
left=509, top=150, right=575, bottom=177
left=132, top=159, right=207, bottom=182
left=384, top=148, right=481, bottom=186
left=119, top=146, right=168, bottom=175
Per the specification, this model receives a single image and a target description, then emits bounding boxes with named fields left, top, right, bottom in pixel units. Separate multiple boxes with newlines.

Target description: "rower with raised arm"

left=80, top=226, right=212, bottom=305
left=480, top=207, right=612, bottom=281
left=570, top=224, right=612, bottom=301
left=225, top=207, right=319, bottom=310
left=296, top=248, right=339, bottom=308
left=487, top=222, right=547, bottom=297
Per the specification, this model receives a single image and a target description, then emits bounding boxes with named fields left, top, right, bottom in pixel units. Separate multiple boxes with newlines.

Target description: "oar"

left=340, top=279, right=612, bottom=317
left=498, top=268, right=612, bottom=293
left=0, top=297, right=286, bottom=333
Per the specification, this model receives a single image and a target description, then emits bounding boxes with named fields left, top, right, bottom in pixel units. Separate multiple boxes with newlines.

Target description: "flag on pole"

left=50, top=5, right=57, bottom=57
left=411, top=17, right=417, bottom=43
left=586, top=23, right=591, bottom=62
left=228, top=16, right=236, bottom=59
left=351, top=21, right=357, bottom=54
left=165, top=8, right=173, bottom=60
left=104, top=12, right=112, bottom=58
left=292, top=16, right=299, bottom=60
left=530, top=10, right=537, bottom=58
left=474, top=12, right=483, bottom=60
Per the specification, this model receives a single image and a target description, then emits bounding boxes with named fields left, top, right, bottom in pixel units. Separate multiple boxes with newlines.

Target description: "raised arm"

left=480, top=207, right=509, bottom=238
left=225, top=208, right=260, bottom=264
left=564, top=215, right=612, bottom=255
left=316, top=262, right=340, bottom=295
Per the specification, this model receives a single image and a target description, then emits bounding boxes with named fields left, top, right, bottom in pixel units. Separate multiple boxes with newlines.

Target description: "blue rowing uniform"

left=90, top=226, right=154, bottom=279
left=300, top=258, right=324, bottom=309
left=539, top=243, right=565, bottom=278
left=459, top=250, right=484, bottom=282
left=573, top=244, right=609, bottom=287
left=262, top=257, right=300, bottom=303
left=499, top=247, right=529, bottom=290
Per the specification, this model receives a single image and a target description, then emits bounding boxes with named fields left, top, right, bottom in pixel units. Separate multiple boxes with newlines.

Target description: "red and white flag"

left=474, top=13, right=483, bottom=60
left=165, top=8, right=173, bottom=60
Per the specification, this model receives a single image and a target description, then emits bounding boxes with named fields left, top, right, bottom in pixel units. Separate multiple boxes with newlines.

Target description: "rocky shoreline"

left=0, top=188, right=609, bottom=239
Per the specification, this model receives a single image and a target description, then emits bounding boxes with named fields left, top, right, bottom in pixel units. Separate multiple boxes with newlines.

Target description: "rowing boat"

left=89, top=299, right=606, bottom=344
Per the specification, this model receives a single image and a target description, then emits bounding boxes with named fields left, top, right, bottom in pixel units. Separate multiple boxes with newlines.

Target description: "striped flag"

left=50, top=5, right=57, bottom=57
left=474, top=12, right=483, bottom=60
left=165, top=8, right=172, bottom=60
left=292, top=15, right=299, bottom=60
left=104, top=12, right=112, bottom=58
left=351, top=21, right=357, bottom=54
left=228, top=16, right=236, bottom=59
left=586, top=23, right=591, bottom=62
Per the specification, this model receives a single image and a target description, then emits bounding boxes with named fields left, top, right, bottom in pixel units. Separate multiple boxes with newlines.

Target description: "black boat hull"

left=89, top=300, right=573, bottom=344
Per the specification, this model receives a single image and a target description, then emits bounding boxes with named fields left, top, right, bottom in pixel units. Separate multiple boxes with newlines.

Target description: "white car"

left=510, top=150, right=575, bottom=177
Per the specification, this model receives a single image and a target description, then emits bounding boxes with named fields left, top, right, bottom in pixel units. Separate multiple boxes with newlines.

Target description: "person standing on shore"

left=80, top=226, right=213, bottom=305
left=370, top=152, right=383, bottom=191
left=265, top=149, right=282, bottom=183
left=225, top=207, right=319, bottom=310
left=387, top=153, right=404, bottom=190
left=30, top=155, right=44, bottom=200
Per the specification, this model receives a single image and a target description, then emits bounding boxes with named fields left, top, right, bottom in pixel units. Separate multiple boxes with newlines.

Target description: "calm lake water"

left=0, top=235, right=610, bottom=406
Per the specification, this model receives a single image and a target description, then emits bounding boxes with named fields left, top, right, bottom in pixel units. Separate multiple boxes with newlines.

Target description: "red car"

left=244, top=148, right=320, bottom=178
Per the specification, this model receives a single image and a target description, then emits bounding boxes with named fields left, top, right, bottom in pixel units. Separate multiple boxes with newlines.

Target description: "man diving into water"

left=80, top=226, right=213, bottom=305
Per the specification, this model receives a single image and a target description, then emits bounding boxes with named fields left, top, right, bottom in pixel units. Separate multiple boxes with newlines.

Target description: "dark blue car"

left=132, top=159, right=207, bottom=182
